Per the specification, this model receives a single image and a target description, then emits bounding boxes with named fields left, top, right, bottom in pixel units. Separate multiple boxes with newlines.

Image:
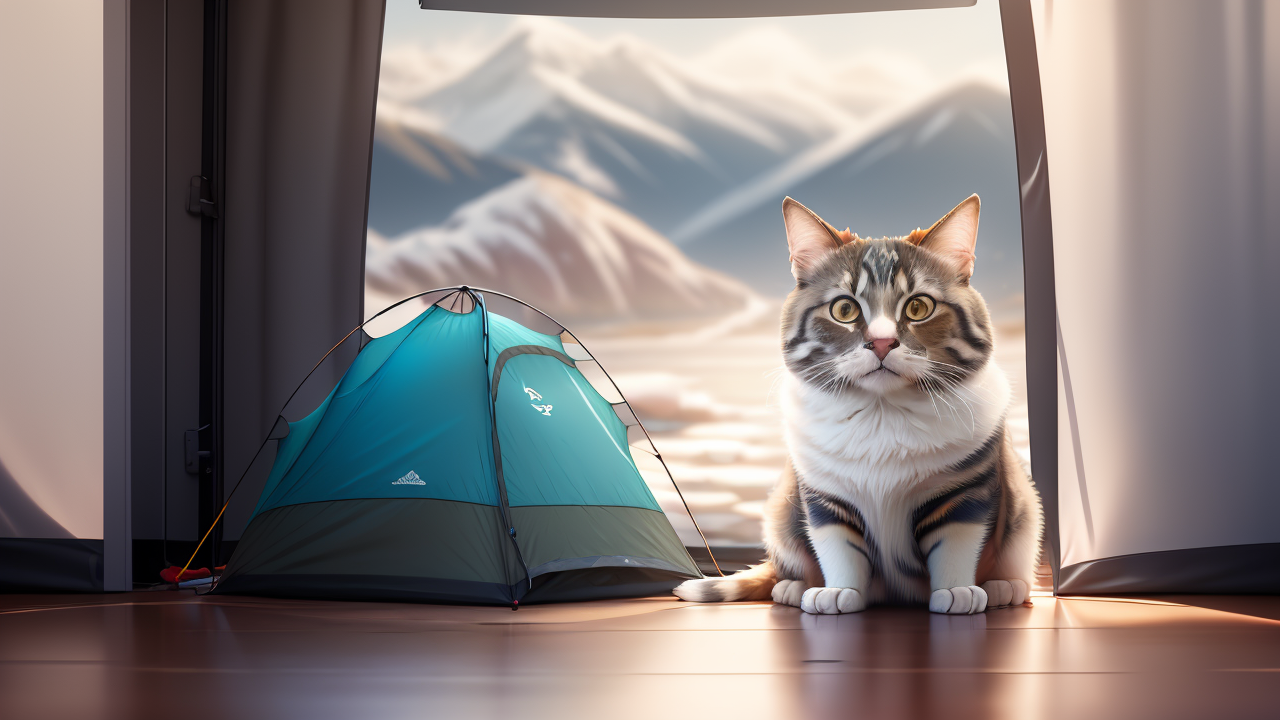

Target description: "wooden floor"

left=2, top=591, right=1278, bottom=720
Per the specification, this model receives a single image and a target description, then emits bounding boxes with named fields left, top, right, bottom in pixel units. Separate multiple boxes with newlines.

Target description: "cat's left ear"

left=912, top=194, right=980, bottom=281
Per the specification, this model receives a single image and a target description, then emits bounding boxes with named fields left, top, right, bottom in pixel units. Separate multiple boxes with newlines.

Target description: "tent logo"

left=525, top=387, right=553, bottom=416
left=392, top=470, right=425, bottom=486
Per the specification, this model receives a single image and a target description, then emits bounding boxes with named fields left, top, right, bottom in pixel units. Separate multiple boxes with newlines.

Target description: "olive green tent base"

left=214, top=498, right=699, bottom=604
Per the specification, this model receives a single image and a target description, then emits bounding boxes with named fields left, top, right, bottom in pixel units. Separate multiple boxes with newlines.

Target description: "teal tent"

left=215, top=289, right=704, bottom=605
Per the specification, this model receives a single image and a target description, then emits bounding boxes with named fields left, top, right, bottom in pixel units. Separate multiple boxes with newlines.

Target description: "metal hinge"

left=184, top=425, right=212, bottom=475
left=187, top=175, right=218, bottom=219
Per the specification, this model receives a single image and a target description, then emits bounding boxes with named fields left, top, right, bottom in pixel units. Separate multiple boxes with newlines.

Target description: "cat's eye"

left=904, top=294, right=936, bottom=321
left=829, top=296, right=861, bottom=323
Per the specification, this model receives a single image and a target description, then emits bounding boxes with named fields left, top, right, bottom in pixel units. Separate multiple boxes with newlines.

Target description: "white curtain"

left=1034, top=0, right=1280, bottom=590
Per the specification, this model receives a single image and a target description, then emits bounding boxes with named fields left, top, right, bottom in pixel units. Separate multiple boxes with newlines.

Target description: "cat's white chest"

left=781, top=364, right=1010, bottom=501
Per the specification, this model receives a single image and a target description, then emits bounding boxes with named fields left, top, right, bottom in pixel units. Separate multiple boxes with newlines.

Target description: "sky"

left=381, top=0, right=1007, bottom=81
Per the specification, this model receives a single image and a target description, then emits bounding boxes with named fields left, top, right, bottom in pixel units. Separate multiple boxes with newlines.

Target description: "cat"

left=674, top=195, right=1042, bottom=614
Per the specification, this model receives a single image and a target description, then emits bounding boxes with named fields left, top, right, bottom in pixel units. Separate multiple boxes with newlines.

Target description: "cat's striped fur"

left=674, top=195, right=1042, bottom=614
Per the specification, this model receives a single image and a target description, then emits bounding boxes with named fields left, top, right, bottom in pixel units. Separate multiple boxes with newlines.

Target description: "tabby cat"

left=674, top=195, right=1042, bottom=614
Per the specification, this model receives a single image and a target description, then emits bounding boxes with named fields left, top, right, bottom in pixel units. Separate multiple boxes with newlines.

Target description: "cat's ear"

left=783, top=197, right=845, bottom=279
left=912, top=194, right=980, bottom=281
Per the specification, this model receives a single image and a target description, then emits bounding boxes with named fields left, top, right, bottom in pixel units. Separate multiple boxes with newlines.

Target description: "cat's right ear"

left=783, top=197, right=844, bottom=280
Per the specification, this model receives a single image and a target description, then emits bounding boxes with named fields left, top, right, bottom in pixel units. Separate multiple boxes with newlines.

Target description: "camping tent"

left=214, top=288, right=703, bottom=604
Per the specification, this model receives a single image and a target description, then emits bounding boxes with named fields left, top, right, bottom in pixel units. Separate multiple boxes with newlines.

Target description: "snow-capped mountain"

left=386, top=18, right=861, bottom=234
left=377, top=45, right=484, bottom=104
left=365, top=173, right=756, bottom=323
left=678, top=78, right=1025, bottom=303
left=367, top=111, right=523, bottom=236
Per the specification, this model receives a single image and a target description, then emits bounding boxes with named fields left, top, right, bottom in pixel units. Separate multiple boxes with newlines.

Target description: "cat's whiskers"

left=926, top=377, right=966, bottom=425
left=765, top=364, right=794, bottom=410
left=926, top=367, right=995, bottom=410
left=893, top=355, right=973, bottom=429
left=918, top=376, right=947, bottom=421
left=797, top=356, right=857, bottom=396
left=947, top=384, right=979, bottom=432
left=920, top=359, right=969, bottom=383
left=890, top=352, right=960, bottom=423
left=919, top=363, right=1000, bottom=435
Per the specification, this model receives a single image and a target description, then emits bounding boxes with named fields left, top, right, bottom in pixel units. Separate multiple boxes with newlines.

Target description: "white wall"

left=0, top=3, right=105, bottom=539
left=1033, top=0, right=1280, bottom=568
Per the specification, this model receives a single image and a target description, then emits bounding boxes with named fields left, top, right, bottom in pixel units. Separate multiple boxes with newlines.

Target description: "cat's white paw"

left=1010, top=579, right=1029, bottom=605
left=929, top=585, right=988, bottom=614
left=979, top=579, right=1030, bottom=608
left=980, top=580, right=1012, bottom=607
left=771, top=579, right=807, bottom=607
left=799, top=587, right=866, bottom=614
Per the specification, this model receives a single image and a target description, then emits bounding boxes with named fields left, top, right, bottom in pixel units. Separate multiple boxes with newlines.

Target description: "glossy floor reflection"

left=2, top=592, right=1277, bottom=719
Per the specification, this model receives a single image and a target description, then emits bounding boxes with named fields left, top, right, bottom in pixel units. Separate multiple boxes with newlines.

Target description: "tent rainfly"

left=214, top=288, right=704, bottom=604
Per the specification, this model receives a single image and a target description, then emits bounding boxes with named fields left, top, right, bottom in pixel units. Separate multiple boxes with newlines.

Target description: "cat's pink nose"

left=866, top=338, right=900, bottom=360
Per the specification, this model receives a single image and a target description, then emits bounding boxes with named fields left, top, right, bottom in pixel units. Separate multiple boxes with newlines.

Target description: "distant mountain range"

left=367, top=112, right=523, bottom=237
left=376, top=18, right=866, bottom=235
left=365, top=174, right=755, bottom=323
left=369, top=18, right=1024, bottom=315
left=677, top=79, right=1024, bottom=301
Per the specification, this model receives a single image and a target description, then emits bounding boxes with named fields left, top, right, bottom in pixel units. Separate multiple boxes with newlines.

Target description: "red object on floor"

left=161, top=566, right=210, bottom=583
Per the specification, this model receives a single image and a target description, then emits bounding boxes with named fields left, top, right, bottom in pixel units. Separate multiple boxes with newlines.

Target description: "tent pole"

left=472, top=289, right=534, bottom=598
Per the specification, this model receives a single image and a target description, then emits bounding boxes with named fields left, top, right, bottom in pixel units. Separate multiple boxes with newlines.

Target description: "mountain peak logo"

left=392, top=470, right=425, bottom=486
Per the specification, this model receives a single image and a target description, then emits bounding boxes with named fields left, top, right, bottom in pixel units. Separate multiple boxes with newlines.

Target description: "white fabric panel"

left=612, top=402, right=639, bottom=428
left=0, top=2, right=105, bottom=539
left=1033, top=0, right=1280, bottom=566
left=626, top=425, right=657, bottom=455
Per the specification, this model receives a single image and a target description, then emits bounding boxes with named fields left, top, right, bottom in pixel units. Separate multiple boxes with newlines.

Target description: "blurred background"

left=364, top=0, right=1028, bottom=548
